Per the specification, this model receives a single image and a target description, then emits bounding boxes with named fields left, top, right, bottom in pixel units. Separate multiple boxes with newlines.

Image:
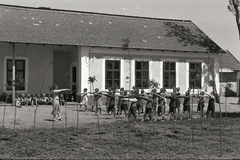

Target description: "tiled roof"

left=221, top=50, right=240, bottom=71
left=0, top=4, right=221, bottom=52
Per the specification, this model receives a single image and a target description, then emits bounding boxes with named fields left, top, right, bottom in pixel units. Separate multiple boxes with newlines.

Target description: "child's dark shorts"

left=107, top=104, right=115, bottom=112
left=169, top=105, right=176, bottom=113
left=157, top=105, right=163, bottom=115
left=129, top=105, right=137, bottom=117
left=145, top=107, right=152, bottom=114
left=183, top=104, right=190, bottom=112
left=121, top=104, right=128, bottom=111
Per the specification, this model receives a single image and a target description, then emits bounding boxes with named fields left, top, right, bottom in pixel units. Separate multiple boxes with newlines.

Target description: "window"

left=163, top=62, right=176, bottom=88
left=189, top=62, right=202, bottom=89
left=135, top=61, right=149, bottom=88
left=105, top=60, right=120, bottom=89
left=6, top=59, right=26, bottom=90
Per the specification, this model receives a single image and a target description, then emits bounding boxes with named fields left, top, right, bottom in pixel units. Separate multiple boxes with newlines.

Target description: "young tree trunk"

left=212, top=85, right=220, bottom=103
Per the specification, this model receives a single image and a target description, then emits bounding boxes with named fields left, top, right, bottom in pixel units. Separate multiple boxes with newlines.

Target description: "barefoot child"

left=77, top=88, right=88, bottom=111
left=128, top=91, right=138, bottom=121
left=166, top=90, right=178, bottom=121
left=140, top=93, right=154, bottom=122
left=119, top=90, right=129, bottom=117
left=158, top=88, right=167, bottom=121
left=156, top=96, right=166, bottom=121
left=181, top=88, right=191, bottom=120
left=175, top=87, right=181, bottom=114
left=197, top=91, right=205, bottom=118
left=89, top=88, right=103, bottom=115
left=103, top=88, right=116, bottom=119
left=116, top=88, right=128, bottom=117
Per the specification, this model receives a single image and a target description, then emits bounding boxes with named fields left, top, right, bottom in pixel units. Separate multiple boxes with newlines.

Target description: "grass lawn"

left=1, top=114, right=240, bottom=159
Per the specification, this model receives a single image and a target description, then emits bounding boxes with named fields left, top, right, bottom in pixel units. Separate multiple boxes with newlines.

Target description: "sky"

left=1, top=0, right=240, bottom=61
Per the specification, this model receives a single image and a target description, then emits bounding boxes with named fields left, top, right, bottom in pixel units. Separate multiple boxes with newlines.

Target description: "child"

left=140, top=89, right=146, bottom=113
left=151, top=89, right=159, bottom=122
left=135, top=88, right=143, bottom=116
left=128, top=91, right=138, bottom=121
left=103, top=88, right=116, bottom=119
left=77, top=88, right=88, bottom=111
left=36, top=94, right=42, bottom=105
left=15, top=94, right=21, bottom=108
left=175, top=87, right=181, bottom=114
left=140, top=93, right=154, bottom=122
left=117, top=90, right=129, bottom=117
left=116, top=87, right=125, bottom=115
left=41, top=93, right=48, bottom=105
left=89, top=88, right=102, bottom=115
left=181, top=88, right=191, bottom=120
left=51, top=85, right=70, bottom=121
left=197, top=91, right=205, bottom=118
left=156, top=96, right=166, bottom=121
left=46, top=94, right=53, bottom=105
left=149, top=90, right=165, bottom=122
left=205, top=91, right=215, bottom=120
left=166, top=91, right=178, bottom=121
left=59, top=94, right=66, bottom=106
left=158, top=88, right=167, bottom=121
left=20, top=94, right=27, bottom=106
left=31, top=94, right=39, bottom=106
left=26, top=94, right=32, bottom=106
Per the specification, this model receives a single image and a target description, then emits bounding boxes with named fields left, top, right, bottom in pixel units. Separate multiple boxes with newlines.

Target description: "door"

left=72, top=66, right=77, bottom=101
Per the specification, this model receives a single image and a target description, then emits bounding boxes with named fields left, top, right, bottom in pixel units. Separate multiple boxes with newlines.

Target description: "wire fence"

left=0, top=96, right=239, bottom=158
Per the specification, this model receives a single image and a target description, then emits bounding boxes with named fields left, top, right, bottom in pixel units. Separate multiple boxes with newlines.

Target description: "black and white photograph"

left=0, top=0, right=240, bottom=159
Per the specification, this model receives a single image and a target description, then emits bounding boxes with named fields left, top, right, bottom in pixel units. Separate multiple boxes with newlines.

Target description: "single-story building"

left=220, top=50, right=240, bottom=97
left=0, top=4, right=224, bottom=102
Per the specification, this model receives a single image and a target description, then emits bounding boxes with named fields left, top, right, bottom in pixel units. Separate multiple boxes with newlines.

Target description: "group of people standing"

left=12, top=84, right=215, bottom=122
left=74, top=86, right=216, bottom=122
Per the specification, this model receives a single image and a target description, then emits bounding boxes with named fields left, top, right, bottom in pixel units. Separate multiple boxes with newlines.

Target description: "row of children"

left=77, top=86, right=216, bottom=122
left=15, top=93, right=66, bottom=108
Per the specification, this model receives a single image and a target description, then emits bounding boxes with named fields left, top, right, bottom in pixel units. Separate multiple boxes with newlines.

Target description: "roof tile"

left=0, top=4, right=221, bottom=52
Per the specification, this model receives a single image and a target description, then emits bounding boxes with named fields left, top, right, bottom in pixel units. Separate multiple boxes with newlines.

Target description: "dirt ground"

left=0, top=97, right=240, bottom=159
left=0, top=97, right=239, bottom=129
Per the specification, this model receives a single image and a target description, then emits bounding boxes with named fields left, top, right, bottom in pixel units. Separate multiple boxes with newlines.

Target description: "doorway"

left=71, top=66, right=77, bottom=101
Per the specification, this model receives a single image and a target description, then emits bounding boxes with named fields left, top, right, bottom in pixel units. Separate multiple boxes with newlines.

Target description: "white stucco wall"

left=0, top=43, right=220, bottom=97
left=79, top=46, right=220, bottom=94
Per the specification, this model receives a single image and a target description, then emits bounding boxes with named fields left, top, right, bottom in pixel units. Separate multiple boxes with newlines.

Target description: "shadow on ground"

left=215, top=112, right=240, bottom=118
left=44, top=119, right=54, bottom=121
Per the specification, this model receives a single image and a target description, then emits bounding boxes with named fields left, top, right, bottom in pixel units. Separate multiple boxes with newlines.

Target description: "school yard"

left=0, top=97, right=240, bottom=159
left=0, top=96, right=239, bottom=129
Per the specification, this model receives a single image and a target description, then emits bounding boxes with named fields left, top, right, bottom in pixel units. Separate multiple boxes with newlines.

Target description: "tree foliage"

left=164, top=22, right=221, bottom=102
left=228, top=0, right=240, bottom=39
left=164, top=22, right=221, bottom=52
left=88, top=76, right=97, bottom=84
left=148, top=79, right=160, bottom=89
left=228, top=0, right=240, bottom=103
left=6, top=76, right=25, bottom=91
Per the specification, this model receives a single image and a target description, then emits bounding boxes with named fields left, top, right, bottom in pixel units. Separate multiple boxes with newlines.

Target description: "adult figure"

left=51, top=85, right=70, bottom=121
